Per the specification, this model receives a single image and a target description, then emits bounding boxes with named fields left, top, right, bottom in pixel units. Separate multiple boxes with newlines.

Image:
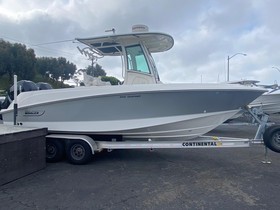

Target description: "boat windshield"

left=147, top=51, right=160, bottom=82
left=125, top=45, right=150, bottom=74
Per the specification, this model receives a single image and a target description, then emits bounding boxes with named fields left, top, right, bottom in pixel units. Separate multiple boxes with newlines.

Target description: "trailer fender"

left=46, top=134, right=98, bottom=154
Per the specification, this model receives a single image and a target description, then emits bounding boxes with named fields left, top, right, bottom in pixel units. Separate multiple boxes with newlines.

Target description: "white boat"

left=0, top=25, right=266, bottom=141
left=230, top=80, right=280, bottom=115
left=250, top=89, right=280, bottom=114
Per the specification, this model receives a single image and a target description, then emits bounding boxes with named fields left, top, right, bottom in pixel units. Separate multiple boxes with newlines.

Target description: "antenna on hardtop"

left=132, top=24, right=149, bottom=32
left=105, top=28, right=116, bottom=34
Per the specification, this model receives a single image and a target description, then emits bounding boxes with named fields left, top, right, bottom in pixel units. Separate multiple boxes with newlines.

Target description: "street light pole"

left=227, top=53, right=247, bottom=82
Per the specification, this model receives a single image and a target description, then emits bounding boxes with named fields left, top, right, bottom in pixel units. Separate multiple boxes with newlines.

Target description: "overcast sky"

left=1, top=0, right=280, bottom=84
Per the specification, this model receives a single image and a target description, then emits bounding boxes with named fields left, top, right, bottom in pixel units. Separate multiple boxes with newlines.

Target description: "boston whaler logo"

left=24, top=110, right=45, bottom=116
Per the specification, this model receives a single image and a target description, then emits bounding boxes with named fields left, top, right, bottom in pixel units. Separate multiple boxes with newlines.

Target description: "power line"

left=31, top=39, right=75, bottom=46
left=32, top=45, right=75, bottom=57
left=0, top=34, right=88, bottom=61
left=0, top=34, right=75, bottom=46
left=0, top=35, right=27, bottom=44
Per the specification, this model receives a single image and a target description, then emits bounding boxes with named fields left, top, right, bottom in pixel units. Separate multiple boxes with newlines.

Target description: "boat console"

left=76, top=25, right=173, bottom=85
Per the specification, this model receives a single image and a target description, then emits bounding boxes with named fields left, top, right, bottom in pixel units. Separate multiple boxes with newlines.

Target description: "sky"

left=1, top=0, right=280, bottom=85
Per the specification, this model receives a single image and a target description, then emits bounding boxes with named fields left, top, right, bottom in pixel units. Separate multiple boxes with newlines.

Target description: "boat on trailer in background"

left=1, top=25, right=276, bottom=164
left=250, top=87, right=280, bottom=115
left=230, top=80, right=280, bottom=115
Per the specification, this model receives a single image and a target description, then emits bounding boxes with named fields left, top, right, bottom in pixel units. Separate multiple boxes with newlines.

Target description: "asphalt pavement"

left=0, top=124, right=280, bottom=210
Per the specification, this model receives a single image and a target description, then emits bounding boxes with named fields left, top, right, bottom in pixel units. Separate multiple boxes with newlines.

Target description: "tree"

left=86, top=63, right=106, bottom=77
left=35, top=57, right=54, bottom=78
left=0, top=40, right=36, bottom=82
left=76, top=64, right=121, bottom=86
left=12, top=44, right=36, bottom=80
left=0, top=40, right=76, bottom=90
left=59, top=57, right=76, bottom=81
left=36, top=57, right=76, bottom=81
left=0, top=40, right=11, bottom=77
left=101, top=76, right=121, bottom=85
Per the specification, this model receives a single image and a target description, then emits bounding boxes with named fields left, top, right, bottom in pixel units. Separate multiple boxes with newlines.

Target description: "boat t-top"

left=0, top=25, right=266, bottom=142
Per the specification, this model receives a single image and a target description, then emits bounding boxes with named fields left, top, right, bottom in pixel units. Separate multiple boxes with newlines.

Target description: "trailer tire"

left=263, top=125, right=280, bottom=153
left=46, top=139, right=65, bottom=162
left=66, top=140, right=92, bottom=165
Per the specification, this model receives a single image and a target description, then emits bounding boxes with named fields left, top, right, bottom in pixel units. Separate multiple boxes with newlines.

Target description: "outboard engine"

left=36, top=82, right=53, bottom=90
left=0, top=80, right=38, bottom=110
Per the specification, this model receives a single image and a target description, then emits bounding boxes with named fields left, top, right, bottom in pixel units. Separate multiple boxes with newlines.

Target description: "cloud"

left=1, top=0, right=280, bottom=84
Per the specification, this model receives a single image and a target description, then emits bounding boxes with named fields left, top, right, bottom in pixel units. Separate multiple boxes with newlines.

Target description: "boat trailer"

left=46, top=107, right=280, bottom=164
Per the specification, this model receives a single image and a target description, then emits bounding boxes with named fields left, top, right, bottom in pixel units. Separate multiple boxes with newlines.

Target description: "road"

left=0, top=124, right=280, bottom=210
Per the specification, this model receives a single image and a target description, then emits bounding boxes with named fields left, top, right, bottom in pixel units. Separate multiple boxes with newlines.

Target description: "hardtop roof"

left=76, top=32, right=174, bottom=56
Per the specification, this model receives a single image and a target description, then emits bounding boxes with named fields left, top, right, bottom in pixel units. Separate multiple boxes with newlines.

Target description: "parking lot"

left=1, top=124, right=280, bottom=210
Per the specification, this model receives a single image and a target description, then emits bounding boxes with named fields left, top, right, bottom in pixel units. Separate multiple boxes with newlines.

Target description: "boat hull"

left=1, top=83, right=265, bottom=140
left=250, top=90, right=280, bottom=114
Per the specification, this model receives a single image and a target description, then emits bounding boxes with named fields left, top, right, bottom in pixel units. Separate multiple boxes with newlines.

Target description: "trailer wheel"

left=263, top=125, right=280, bottom=153
left=66, top=140, right=92, bottom=165
left=46, top=139, right=65, bottom=162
